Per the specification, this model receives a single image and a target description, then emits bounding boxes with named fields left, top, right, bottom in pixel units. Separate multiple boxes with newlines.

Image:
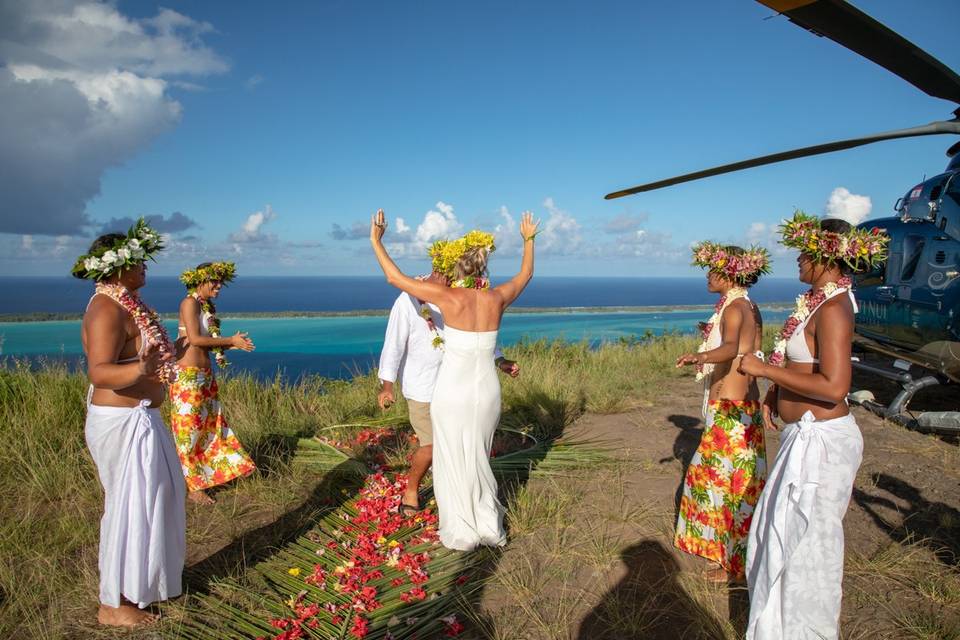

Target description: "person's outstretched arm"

left=180, top=297, right=253, bottom=351
left=493, top=211, right=539, bottom=309
left=370, top=209, right=453, bottom=307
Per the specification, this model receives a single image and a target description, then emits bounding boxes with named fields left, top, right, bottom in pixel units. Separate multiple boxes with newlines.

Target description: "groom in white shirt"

left=378, top=272, right=519, bottom=514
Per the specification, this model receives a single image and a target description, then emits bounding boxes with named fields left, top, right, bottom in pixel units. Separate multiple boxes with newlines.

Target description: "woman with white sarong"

left=369, top=208, right=539, bottom=551
left=74, top=219, right=187, bottom=627
left=738, top=212, right=889, bottom=640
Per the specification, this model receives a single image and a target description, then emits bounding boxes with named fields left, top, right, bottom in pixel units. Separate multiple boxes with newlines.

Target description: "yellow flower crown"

left=428, top=230, right=496, bottom=278
left=180, top=262, right=237, bottom=291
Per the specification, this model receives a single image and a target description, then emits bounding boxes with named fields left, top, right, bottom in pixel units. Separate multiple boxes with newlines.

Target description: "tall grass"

left=0, top=333, right=699, bottom=639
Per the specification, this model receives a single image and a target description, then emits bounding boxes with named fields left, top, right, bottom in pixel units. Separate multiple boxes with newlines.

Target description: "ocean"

left=0, top=276, right=801, bottom=380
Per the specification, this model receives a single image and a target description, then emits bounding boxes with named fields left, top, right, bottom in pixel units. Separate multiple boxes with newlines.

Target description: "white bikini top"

left=178, top=312, right=210, bottom=338
left=785, top=287, right=858, bottom=364
left=87, top=293, right=145, bottom=363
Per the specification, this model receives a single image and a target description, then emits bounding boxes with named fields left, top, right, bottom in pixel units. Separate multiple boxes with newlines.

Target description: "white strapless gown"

left=431, top=326, right=507, bottom=551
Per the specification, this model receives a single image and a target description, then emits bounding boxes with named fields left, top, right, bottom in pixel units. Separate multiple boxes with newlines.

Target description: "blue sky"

left=1, top=0, right=958, bottom=278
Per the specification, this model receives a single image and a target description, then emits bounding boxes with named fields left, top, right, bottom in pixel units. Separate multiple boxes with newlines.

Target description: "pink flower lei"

left=192, top=293, right=229, bottom=367
left=95, top=282, right=178, bottom=383
left=768, top=276, right=853, bottom=367
left=691, top=241, right=771, bottom=286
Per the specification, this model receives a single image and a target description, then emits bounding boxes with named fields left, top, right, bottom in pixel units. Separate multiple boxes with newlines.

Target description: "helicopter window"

left=946, top=175, right=960, bottom=209
left=900, top=235, right=926, bottom=281
left=905, top=176, right=948, bottom=220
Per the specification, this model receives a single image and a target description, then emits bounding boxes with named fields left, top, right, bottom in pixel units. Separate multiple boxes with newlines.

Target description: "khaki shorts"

left=407, top=399, right=433, bottom=447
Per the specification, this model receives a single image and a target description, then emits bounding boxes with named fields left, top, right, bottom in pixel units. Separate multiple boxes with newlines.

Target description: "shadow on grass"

left=460, top=387, right=585, bottom=635
left=183, top=456, right=367, bottom=594
left=663, top=413, right=750, bottom=636
left=853, top=472, right=960, bottom=567
left=661, top=413, right=704, bottom=524
left=244, top=432, right=302, bottom=476
left=576, top=540, right=727, bottom=640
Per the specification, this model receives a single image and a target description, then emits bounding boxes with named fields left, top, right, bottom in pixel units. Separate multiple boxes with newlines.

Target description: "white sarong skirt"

left=85, top=400, right=186, bottom=608
left=746, top=410, right=863, bottom=640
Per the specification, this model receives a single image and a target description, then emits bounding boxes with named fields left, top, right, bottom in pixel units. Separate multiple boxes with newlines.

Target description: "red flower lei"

left=768, top=276, right=853, bottom=366
left=95, top=282, right=178, bottom=383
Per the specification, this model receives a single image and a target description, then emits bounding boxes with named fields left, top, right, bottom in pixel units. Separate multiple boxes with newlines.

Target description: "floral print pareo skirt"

left=168, top=366, right=256, bottom=492
left=674, top=399, right=767, bottom=578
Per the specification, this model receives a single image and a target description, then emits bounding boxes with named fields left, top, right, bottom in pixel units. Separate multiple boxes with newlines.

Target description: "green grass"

left=0, top=334, right=698, bottom=639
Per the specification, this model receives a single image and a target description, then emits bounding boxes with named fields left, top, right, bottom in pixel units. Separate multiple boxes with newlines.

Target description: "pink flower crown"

left=779, top=210, right=889, bottom=272
left=691, top=241, right=771, bottom=285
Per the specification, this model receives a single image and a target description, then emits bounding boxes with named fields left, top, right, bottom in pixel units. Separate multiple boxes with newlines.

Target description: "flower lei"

left=451, top=275, right=489, bottom=290
left=180, top=262, right=236, bottom=292
left=94, top=282, right=178, bottom=383
left=428, top=230, right=495, bottom=279
left=769, top=276, right=853, bottom=366
left=419, top=304, right=445, bottom=351
left=72, top=218, right=164, bottom=280
left=691, top=241, right=771, bottom=285
left=779, top=210, right=889, bottom=272
left=192, top=293, right=229, bottom=367
left=695, top=287, right=749, bottom=381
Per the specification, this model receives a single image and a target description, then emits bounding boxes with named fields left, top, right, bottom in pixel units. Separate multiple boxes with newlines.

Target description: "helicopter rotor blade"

left=604, top=120, right=960, bottom=199
left=756, top=0, right=960, bottom=105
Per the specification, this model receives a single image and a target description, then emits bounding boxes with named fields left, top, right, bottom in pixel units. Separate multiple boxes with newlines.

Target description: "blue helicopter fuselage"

left=855, top=167, right=960, bottom=353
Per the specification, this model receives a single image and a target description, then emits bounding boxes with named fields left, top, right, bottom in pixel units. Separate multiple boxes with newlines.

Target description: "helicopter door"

left=855, top=227, right=896, bottom=341
left=889, top=233, right=939, bottom=349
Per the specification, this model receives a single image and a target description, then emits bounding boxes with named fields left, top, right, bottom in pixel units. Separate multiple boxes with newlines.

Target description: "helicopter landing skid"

left=850, top=360, right=960, bottom=435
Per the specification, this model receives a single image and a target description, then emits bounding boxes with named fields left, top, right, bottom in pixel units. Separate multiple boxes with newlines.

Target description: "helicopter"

left=604, top=0, right=960, bottom=434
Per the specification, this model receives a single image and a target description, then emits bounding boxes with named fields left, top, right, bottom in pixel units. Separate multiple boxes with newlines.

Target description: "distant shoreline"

left=0, top=302, right=794, bottom=323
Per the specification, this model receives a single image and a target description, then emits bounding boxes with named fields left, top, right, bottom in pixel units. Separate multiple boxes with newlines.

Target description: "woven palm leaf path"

left=172, top=412, right=609, bottom=639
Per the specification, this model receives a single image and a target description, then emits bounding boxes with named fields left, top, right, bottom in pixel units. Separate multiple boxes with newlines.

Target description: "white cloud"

left=538, top=197, right=583, bottom=255
left=384, top=201, right=464, bottom=257
left=490, top=199, right=584, bottom=258
left=746, top=222, right=769, bottom=245
left=603, top=212, right=649, bottom=234
left=416, top=201, right=462, bottom=245
left=231, top=204, right=277, bottom=243
left=0, top=1, right=228, bottom=235
left=825, top=187, right=872, bottom=225
left=244, top=73, right=264, bottom=90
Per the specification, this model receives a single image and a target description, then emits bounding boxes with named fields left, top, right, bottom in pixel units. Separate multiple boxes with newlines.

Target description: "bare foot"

left=188, top=490, right=215, bottom=505
left=97, top=603, right=157, bottom=627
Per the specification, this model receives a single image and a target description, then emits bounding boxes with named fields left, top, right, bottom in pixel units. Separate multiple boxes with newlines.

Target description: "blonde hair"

left=452, top=246, right=489, bottom=281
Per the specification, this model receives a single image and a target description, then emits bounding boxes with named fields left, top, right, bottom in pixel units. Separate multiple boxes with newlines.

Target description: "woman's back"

left=437, top=288, right=509, bottom=333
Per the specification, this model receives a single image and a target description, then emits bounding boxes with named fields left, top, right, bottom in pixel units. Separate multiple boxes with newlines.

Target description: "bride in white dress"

left=370, top=208, right=539, bottom=551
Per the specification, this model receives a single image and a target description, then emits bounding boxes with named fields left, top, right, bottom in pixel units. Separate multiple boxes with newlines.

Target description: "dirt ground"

left=168, top=374, right=959, bottom=640
left=467, top=377, right=960, bottom=640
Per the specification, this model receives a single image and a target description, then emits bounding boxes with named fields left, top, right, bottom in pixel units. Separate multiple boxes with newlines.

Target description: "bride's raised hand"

left=370, top=209, right=388, bottom=244
left=519, top=211, right=540, bottom=242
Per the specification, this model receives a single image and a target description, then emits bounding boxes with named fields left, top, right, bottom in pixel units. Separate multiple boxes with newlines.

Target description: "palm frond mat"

left=171, top=419, right=609, bottom=640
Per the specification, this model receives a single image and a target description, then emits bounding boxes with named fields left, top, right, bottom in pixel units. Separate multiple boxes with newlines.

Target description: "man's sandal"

left=400, top=503, right=420, bottom=518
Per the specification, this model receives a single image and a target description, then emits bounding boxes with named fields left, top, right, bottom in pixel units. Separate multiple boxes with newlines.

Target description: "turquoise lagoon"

left=0, top=308, right=790, bottom=380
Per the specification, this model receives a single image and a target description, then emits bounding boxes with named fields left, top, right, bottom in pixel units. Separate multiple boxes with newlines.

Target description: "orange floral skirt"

left=168, top=366, right=256, bottom=492
left=674, top=399, right=767, bottom=578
